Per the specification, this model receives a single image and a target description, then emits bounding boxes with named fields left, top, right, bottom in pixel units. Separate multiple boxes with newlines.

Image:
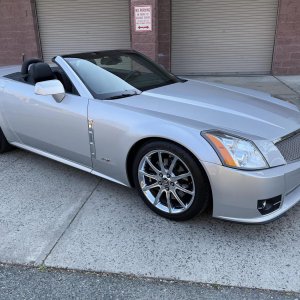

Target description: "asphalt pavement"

left=0, top=75, right=299, bottom=296
left=0, top=264, right=299, bottom=300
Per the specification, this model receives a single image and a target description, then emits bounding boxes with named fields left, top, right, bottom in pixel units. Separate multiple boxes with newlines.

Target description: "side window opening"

left=51, top=64, right=79, bottom=96
left=4, top=61, right=79, bottom=96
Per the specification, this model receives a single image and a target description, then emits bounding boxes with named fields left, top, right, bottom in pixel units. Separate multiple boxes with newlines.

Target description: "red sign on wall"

left=134, top=5, right=152, bottom=32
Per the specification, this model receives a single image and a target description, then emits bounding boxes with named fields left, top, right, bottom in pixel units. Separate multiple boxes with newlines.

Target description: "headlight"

left=202, top=131, right=269, bottom=170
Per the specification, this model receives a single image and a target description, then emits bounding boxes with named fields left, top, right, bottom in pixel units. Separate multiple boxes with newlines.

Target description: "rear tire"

left=133, top=141, right=210, bottom=221
left=0, top=128, right=13, bottom=153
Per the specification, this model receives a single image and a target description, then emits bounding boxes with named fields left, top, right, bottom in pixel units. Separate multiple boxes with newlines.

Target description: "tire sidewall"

left=0, top=128, right=12, bottom=153
left=0, top=129, right=5, bottom=152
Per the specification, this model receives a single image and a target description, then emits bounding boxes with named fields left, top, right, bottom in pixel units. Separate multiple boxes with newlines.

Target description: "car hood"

left=113, top=80, right=300, bottom=141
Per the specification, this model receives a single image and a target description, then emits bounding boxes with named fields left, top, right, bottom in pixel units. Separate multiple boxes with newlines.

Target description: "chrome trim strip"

left=88, top=119, right=96, bottom=159
left=273, top=128, right=300, bottom=144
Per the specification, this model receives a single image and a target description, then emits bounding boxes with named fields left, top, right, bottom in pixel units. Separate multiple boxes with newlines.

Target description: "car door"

left=1, top=69, right=91, bottom=168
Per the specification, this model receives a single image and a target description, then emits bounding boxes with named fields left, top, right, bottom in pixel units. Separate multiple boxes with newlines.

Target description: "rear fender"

left=0, top=78, right=23, bottom=143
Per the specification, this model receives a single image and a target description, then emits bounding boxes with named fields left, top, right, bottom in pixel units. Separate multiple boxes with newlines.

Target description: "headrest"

left=21, top=58, right=43, bottom=75
left=28, top=63, right=55, bottom=83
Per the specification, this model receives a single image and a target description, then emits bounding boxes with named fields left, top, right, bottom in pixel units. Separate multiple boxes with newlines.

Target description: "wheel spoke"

left=168, top=156, right=178, bottom=173
left=139, top=170, right=157, bottom=180
left=175, top=184, right=195, bottom=195
left=171, top=172, right=191, bottom=182
left=146, top=156, right=160, bottom=174
left=166, top=191, right=172, bottom=213
left=154, top=188, right=164, bottom=206
left=139, top=149, right=196, bottom=215
left=158, top=151, right=166, bottom=174
left=142, top=182, right=160, bottom=191
left=171, top=190, right=186, bottom=208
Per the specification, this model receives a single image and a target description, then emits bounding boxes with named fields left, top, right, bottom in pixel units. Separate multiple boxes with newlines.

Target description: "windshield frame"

left=60, top=50, right=183, bottom=100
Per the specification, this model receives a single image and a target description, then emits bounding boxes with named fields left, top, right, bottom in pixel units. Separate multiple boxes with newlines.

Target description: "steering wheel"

left=21, top=58, right=43, bottom=75
left=124, top=70, right=141, bottom=82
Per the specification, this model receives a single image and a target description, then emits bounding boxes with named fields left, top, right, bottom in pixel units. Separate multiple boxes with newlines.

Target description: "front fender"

left=89, top=99, right=221, bottom=186
left=123, top=120, right=221, bottom=166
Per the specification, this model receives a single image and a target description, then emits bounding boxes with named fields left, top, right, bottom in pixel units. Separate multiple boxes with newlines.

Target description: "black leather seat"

left=26, top=62, right=56, bottom=84
left=53, top=69, right=73, bottom=94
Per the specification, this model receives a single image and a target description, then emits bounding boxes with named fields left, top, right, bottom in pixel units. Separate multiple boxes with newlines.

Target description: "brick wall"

left=272, top=0, right=300, bottom=75
left=130, top=0, right=158, bottom=61
left=0, top=0, right=40, bottom=66
left=2, top=0, right=298, bottom=74
left=130, top=0, right=171, bottom=70
left=157, top=0, right=171, bottom=70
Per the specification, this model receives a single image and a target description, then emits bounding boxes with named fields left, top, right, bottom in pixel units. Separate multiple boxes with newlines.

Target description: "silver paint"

left=0, top=56, right=299, bottom=223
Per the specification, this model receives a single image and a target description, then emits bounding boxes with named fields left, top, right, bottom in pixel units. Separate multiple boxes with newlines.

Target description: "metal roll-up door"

left=35, top=0, right=131, bottom=62
left=172, top=0, right=278, bottom=75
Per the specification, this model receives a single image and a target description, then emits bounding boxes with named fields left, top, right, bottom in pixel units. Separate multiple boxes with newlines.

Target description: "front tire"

left=133, top=141, right=210, bottom=221
left=0, top=128, right=13, bottom=153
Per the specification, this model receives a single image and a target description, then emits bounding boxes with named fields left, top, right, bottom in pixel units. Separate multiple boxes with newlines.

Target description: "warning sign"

left=134, top=5, right=152, bottom=32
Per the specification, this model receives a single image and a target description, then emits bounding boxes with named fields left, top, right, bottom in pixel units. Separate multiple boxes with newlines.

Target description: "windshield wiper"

left=105, top=90, right=141, bottom=100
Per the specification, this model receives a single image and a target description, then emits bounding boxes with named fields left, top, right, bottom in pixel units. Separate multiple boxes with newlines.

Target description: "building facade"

left=0, top=0, right=299, bottom=75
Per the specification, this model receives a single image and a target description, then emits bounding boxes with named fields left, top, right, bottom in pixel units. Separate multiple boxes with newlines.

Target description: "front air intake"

left=257, top=196, right=282, bottom=215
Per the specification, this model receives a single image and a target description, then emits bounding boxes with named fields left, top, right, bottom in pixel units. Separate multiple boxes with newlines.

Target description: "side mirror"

left=34, top=79, right=65, bottom=103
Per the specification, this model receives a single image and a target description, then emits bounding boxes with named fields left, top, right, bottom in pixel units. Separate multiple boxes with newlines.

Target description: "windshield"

left=63, top=51, right=181, bottom=100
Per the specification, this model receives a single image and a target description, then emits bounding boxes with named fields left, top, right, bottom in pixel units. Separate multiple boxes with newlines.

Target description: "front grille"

left=275, top=130, right=300, bottom=163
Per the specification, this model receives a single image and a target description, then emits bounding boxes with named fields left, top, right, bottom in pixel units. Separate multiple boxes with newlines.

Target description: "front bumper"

left=202, top=160, right=300, bottom=224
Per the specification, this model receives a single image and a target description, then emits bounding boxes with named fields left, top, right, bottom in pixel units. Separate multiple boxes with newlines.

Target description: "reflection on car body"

left=0, top=50, right=299, bottom=223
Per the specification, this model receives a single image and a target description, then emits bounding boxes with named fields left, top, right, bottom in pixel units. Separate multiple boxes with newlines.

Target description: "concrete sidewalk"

left=0, top=76, right=299, bottom=294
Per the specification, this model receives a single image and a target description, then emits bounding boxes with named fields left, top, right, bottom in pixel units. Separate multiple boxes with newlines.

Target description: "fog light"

left=257, top=196, right=282, bottom=215
left=258, top=200, right=267, bottom=210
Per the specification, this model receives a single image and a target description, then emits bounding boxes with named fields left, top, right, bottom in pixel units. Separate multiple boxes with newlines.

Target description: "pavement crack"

left=274, top=76, right=300, bottom=96
left=39, top=179, right=101, bottom=266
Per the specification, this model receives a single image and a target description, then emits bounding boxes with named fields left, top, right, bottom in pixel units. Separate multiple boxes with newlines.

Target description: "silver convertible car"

left=0, top=50, right=299, bottom=223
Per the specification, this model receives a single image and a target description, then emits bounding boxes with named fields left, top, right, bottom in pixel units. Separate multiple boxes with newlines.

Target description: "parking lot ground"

left=0, top=150, right=99, bottom=265
left=276, top=75, right=300, bottom=97
left=0, top=150, right=299, bottom=293
left=43, top=178, right=300, bottom=292
left=0, top=75, right=299, bottom=294
left=0, top=264, right=299, bottom=300
left=187, top=75, right=300, bottom=107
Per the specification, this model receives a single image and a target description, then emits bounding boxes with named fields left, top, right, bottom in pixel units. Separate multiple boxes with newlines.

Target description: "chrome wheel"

left=138, top=150, right=195, bottom=214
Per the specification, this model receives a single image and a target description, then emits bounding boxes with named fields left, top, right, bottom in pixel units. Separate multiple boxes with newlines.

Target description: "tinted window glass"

left=64, top=51, right=180, bottom=99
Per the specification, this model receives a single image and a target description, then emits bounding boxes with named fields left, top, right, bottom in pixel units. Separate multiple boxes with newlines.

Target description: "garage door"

left=36, top=0, right=131, bottom=62
left=172, top=0, right=278, bottom=75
